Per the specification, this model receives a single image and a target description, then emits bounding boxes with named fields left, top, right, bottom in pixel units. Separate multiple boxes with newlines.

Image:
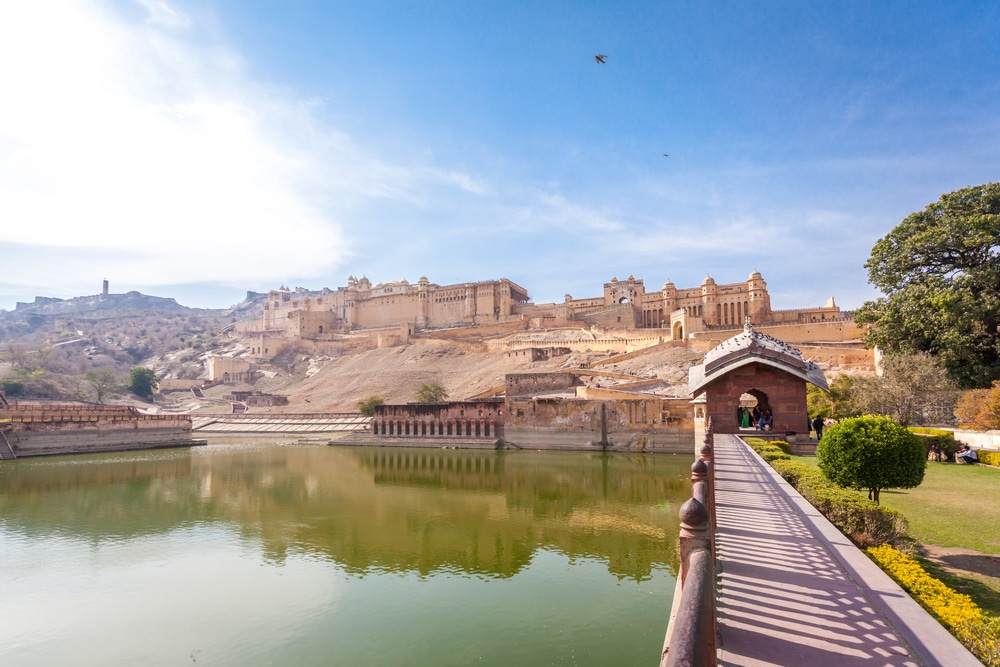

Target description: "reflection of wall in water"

left=0, top=446, right=690, bottom=582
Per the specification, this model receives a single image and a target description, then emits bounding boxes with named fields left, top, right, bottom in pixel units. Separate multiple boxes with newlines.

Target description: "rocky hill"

left=150, top=335, right=707, bottom=414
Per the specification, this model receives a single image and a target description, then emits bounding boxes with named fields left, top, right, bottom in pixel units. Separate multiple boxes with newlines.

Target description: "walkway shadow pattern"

left=714, top=438, right=920, bottom=667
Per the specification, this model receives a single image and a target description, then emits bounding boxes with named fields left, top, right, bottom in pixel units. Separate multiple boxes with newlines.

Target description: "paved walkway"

left=712, top=434, right=979, bottom=667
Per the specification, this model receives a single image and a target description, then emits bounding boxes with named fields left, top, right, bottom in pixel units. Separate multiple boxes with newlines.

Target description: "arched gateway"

left=688, top=318, right=829, bottom=436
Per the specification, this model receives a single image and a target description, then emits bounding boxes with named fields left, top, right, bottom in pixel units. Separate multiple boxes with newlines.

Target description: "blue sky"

left=2, top=0, right=998, bottom=312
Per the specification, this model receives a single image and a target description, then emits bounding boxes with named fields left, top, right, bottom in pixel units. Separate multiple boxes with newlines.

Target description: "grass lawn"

left=878, top=463, right=1000, bottom=554
left=791, top=455, right=1000, bottom=554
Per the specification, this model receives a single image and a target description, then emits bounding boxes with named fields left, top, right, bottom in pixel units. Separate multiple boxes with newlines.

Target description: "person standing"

left=812, top=416, right=824, bottom=440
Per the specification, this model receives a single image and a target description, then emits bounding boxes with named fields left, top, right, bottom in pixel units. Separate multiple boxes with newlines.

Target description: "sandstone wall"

left=505, top=373, right=579, bottom=397
left=5, top=420, right=199, bottom=458
left=703, top=364, right=809, bottom=436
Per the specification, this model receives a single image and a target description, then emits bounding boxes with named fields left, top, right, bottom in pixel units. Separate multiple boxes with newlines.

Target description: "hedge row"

left=743, top=438, right=909, bottom=548
left=979, top=450, right=1000, bottom=467
left=768, top=459, right=910, bottom=548
left=867, top=545, right=1000, bottom=666
left=908, top=427, right=954, bottom=437
left=743, top=437, right=791, bottom=462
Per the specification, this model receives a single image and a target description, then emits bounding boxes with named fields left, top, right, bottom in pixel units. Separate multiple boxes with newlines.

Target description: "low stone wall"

left=949, top=429, right=1000, bottom=451
left=4, top=419, right=200, bottom=458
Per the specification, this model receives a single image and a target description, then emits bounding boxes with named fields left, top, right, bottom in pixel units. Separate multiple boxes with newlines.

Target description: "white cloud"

left=136, top=0, right=190, bottom=28
left=0, top=0, right=346, bottom=293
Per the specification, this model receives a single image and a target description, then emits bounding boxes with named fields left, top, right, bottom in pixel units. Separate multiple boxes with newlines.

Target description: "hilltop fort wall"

left=231, top=270, right=861, bottom=362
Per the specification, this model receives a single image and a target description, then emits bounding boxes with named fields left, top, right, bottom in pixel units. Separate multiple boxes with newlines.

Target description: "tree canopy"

left=126, top=367, right=158, bottom=399
left=85, top=367, right=121, bottom=403
left=856, top=182, right=1000, bottom=389
left=832, top=352, right=957, bottom=426
left=357, top=395, right=385, bottom=417
left=414, top=381, right=448, bottom=403
left=955, top=381, right=1000, bottom=431
left=817, top=416, right=926, bottom=504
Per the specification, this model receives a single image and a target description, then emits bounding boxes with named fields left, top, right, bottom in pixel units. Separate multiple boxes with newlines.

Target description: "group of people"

left=737, top=405, right=773, bottom=431
left=928, top=442, right=979, bottom=464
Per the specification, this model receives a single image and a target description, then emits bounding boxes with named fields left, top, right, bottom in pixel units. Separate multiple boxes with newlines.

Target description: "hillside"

left=1, top=286, right=860, bottom=413
left=154, top=337, right=707, bottom=414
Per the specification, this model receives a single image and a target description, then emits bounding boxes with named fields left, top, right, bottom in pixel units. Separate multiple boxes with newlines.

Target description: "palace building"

left=234, top=270, right=850, bottom=361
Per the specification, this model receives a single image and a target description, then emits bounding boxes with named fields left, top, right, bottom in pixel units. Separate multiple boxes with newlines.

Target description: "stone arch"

left=672, top=322, right=684, bottom=340
left=735, top=389, right=772, bottom=430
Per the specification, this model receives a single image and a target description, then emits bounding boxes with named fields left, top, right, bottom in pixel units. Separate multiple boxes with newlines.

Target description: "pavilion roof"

left=688, top=318, right=829, bottom=395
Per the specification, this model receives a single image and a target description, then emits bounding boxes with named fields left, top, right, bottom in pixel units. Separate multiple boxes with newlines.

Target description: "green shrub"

left=357, top=395, right=385, bottom=417
left=769, top=459, right=909, bottom=548
left=0, top=377, right=26, bottom=396
left=744, top=438, right=790, bottom=462
left=769, top=460, right=814, bottom=487
left=770, top=440, right=791, bottom=455
left=818, top=416, right=927, bottom=504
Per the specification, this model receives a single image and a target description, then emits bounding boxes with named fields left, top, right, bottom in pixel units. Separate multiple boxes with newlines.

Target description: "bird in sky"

left=595, top=54, right=606, bottom=64
left=663, top=153, right=669, bottom=157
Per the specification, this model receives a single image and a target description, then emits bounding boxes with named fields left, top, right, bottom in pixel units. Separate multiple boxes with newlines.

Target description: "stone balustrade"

left=661, top=419, right=717, bottom=667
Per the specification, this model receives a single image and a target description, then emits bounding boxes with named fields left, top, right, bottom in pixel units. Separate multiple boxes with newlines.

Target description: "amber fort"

left=224, top=270, right=865, bottom=369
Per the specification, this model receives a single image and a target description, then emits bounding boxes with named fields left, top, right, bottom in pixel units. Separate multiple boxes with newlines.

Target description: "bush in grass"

left=868, top=545, right=1000, bottom=666
left=818, top=416, right=926, bottom=504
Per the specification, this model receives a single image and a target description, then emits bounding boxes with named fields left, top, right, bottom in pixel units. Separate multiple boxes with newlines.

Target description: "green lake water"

left=0, top=443, right=694, bottom=666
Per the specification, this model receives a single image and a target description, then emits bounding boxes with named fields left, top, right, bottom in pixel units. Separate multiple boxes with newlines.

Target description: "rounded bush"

left=817, top=416, right=926, bottom=504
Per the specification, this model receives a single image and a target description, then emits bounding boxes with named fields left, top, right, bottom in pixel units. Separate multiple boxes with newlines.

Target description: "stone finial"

left=692, top=459, right=708, bottom=476
left=679, top=498, right=710, bottom=528
left=743, top=316, right=754, bottom=335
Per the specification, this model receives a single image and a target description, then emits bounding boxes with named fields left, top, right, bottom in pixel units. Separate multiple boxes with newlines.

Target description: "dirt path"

left=918, top=544, right=1000, bottom=579
left=915, top=544, right=1000, bottom=615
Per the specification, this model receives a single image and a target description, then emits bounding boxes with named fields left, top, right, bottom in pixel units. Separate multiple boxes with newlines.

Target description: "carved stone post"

left=665, top=497, right=716, bottom=667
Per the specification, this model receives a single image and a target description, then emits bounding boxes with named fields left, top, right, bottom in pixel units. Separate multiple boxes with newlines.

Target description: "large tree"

left=836, top=352, right=957, bottom=426
left=856, top=182, right=1000, bottom=388
left=85, top=367, right=121, bottom=403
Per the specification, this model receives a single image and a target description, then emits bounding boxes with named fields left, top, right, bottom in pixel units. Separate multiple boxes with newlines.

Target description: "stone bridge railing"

left=660, top=419, right=717, bottom=667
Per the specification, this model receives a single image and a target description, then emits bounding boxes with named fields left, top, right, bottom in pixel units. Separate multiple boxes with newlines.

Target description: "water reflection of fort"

left=0, top=446, right=691, bottom=580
